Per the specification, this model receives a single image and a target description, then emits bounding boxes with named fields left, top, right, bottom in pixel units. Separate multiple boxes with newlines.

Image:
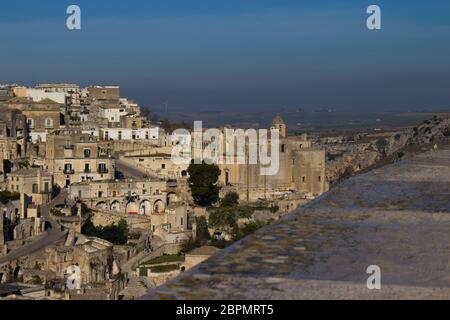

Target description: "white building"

left=99, top=107, right=128, bottom=123
left=100, top=127, right=160, bottom=141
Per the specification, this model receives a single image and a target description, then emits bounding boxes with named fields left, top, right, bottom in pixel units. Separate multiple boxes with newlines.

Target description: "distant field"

left=154, top=109, right=446, bottom=134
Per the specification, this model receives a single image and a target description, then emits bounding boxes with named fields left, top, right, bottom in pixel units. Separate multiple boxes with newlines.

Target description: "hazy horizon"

left=1, top=1, right=450, bottom=112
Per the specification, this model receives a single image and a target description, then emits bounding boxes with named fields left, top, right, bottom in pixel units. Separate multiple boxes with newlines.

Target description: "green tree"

left=220, top=192, right=239, bottom=207
left=187, top=160, right=221, bottom=206
left=237, top=221, right=270, bottom=240
left=195, top=216, right=210, bottom=242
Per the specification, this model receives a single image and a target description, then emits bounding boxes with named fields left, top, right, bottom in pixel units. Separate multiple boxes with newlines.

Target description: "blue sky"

left=1, top=0, right=450, bottom=112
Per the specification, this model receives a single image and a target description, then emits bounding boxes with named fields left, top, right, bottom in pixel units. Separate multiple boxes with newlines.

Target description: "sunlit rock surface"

left=143, top=148, right=450, bottom=300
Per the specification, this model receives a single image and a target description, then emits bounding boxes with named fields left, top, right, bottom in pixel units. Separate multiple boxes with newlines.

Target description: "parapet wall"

left=143, top=148, right=450, bottom=300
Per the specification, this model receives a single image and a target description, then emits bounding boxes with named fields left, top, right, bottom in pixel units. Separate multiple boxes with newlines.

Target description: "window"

left=281, top=144, right=285, bottom=153
left=118, top=131, right=122, bottom=140
left=45, top=118, right=54, bottom=129
left=181, top=218, right=184, bottom=226
left=27, top=118, right=34, bottom=129
left=64, top=164, right=73, bottom=174
left=44, top=182, right=49, bottom=193
left=84, top=164, right=91, bottom=173
left=302, top=176, right=306, bottom=183
left=84, top=149, right=91, bottom=158
left=162, top=164, right=166, bottom=169
left=98, top=163, right=107, bottom=173
left=32, top=184, right=38, bottom=193
left=318, top=176, right=322, bottom=182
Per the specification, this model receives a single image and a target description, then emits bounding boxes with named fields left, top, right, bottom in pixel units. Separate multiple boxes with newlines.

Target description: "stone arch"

left=126, top=201, right=139, bottom=215
left=166, top=192, right=179, bottom=206
left=153, top=199, right=165, bottom=214
left=110, top=200, right=121, bottom=212
left=139, top=200, right=152, bottom=216
left=13, top=266, right=23, bottom=281
left=96, top=201, right=107, bottom=210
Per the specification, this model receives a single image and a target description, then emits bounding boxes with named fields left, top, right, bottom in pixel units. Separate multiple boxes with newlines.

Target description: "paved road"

left=0, top=189, right=69, bottom=264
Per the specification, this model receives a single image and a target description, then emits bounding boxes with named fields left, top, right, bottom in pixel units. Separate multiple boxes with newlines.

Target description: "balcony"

left=63, top=169, right=75, bottom=175
left=84, top=169, right=92, bottom=173
left=98, top=169, right=109, bottom=174
left=64, top=145, right=74, bottom=150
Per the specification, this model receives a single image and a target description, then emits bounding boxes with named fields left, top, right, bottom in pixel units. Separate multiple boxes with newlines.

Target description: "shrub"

left=220, top=192, right=239, bottom=207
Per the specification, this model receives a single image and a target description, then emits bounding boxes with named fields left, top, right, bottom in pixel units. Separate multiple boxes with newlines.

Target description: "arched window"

left=45, top=118, right=54, bottom=129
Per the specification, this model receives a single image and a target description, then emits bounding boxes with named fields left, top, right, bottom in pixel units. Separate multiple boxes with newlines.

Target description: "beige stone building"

left=8, top=168, right=53, bottom=219
left=3, top=97, right=65, bottom=143
left=217, top=116, right=327, bottom=202
left=0, top=108, right=28, bottom=175
left=45, top=131, right=115, bottom=187
left=150, top=204, right=189, bottom=237
left=69, top=178, right=178, bottom=215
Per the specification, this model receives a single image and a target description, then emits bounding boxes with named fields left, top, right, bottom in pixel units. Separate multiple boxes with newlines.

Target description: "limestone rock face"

left=410, top=116, right=450, bottom=144
left=326, top=116, right=450, bottom=184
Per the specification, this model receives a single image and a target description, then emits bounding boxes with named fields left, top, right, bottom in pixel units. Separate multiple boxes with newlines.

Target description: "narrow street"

left=0, top=189, right=70, bottom=264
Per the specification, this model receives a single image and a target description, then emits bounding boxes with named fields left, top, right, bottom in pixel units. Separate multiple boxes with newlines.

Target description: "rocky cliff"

left=326, top=115, right=450, bottom=184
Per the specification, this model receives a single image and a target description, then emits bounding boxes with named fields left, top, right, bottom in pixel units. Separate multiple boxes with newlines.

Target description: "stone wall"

left=91, top=209, right=152, bottom=230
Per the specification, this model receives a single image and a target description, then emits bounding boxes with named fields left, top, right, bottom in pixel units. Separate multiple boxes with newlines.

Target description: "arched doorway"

left=96, top=201, right=107, bottom=210
left=110, top=201, right=121, bottom=212
left=154, top=199, right=165, bottom=214
left=126, top=201, right=139, bottom=215
left=139, top=200, right=152, bottom=216
left=166, top=192, right=179, bottom=206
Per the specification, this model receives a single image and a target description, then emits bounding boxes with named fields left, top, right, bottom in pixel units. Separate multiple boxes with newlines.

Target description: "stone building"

left=150, top=204, right=189, bottom=240
left=45, top=130, right=115, bottom=187
left=69, top=178, right=178, bottom=216
left=217, top=116, right=327, bottom=202
left=3, top=97, right=65, bottom=143
left=45, top=235, right=117, bottom=285
left=0, top=108, right=28, bottom=175
left=8, top=168, right=53, bottom=218
left=87, top=86, right=120, bottom=102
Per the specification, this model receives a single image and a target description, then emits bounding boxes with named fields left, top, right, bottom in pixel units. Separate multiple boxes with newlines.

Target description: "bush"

left=82, top=218, right=128, bottom=245
left=220, top=192, right=239, bottom=207
left=51, top=209, right=65, bottom=217
left=180, top=237, right=201, bottom=253
left=237, top=221, right=269, bottom=239
left=375, top=139, right=389, bottom=156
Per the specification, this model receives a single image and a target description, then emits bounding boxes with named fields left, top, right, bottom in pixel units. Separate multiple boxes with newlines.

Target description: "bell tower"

left=272, top=115, right=286, bottom=138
